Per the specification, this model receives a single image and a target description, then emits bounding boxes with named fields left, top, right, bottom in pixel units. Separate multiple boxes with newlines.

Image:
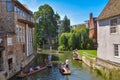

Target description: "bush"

left=58, top=45, right=65, bottom=51
left=109, top=68, right=120, bottom=80
left=58, top=26, right=95, bottom=50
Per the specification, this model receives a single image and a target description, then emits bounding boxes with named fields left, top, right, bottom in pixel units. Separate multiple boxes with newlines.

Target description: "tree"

left=34, top=4, right=60, bottom=48
left=68, top=33, right=76, bottom=50
left=58, top=24, right=95, bottom=51
left=61, top=15, right=70, bottom=33
left=58, top=33, right=68, bottom=50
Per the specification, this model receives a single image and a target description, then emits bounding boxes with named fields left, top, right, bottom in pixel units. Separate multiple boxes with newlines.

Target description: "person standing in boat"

left=48, top=54, right=52, bottom=61
left=65, top=59, right=70, bottom=69
left=47, top=54, right=52, bottom=67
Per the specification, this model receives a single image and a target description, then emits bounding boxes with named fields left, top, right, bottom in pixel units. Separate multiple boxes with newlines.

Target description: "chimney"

left=90, top=13, right=93, bottom=20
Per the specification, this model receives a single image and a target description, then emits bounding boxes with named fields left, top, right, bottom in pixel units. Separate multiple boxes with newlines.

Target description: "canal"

left=11, top=51, right=105, bottom=80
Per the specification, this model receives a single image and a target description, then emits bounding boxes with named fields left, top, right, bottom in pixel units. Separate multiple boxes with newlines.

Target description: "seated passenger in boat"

left=29, top=67, right=34, bottom=72
left=34, top=66, right=40, bottom=70
left=60, top=63, right=65, bottom=72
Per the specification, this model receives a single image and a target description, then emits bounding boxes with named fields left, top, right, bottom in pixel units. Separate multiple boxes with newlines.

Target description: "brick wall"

left=89, top=13, right=97, bottom=46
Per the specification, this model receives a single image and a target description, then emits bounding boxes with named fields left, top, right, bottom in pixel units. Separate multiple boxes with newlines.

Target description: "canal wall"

left=80, top=54, right=120, bottom=80
left=82, top=56, right=96, bottom=68
left=8, top=55, right=35, bottom=80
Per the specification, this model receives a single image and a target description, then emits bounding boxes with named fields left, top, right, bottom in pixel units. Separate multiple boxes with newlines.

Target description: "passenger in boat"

left=60, top=63, right=65, bottom=72
left=29, top=67, right=34, bottom=72
left=47, top=54, right=52, bottom=66
left=34, top=66, right=40, bottom=70
left=48, top=54, right=52, bottom=61
left=44, top=57, right=49, bottom=66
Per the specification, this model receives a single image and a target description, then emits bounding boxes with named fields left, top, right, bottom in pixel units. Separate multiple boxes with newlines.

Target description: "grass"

left=77, top=50, right=97, bottom=58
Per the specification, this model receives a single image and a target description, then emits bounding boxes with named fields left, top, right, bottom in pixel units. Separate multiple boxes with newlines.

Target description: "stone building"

left=0, top=0, right=34, bottom=79
left=97, top=0, right=120, bottom=69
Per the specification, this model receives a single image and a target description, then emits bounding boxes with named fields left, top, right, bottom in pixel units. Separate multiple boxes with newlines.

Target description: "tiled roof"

left=98, top=0, right=120, bottom=20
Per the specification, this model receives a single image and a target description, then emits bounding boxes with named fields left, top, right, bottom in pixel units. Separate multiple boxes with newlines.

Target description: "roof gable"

left=98, top=0, right=120, bottom=20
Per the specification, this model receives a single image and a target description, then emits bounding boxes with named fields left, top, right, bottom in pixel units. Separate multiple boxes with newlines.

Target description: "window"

left=16, top=25, right=19, bottom=42
left=7, top=2, right=12, bottom=12
left=110, top=19, right=117, bottom=33
left=114, top=44, right=119, bottom=57
left=19, top=26, right=22, bottom=42
left=14, top=6, right=17, bottom=12
left=2, top=0, right=11, bottom=1
left=7, top=38, right=13, bottom=45
left=8, top=58, right=13, bottom=71
left=16, top=25, right=18, bottom=32
left=2, top=0, right=6, bottom=1
left=23, top=44, right=25, bottom=52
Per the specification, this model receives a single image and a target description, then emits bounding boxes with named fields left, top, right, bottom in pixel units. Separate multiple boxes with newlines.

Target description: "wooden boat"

left=73, top=56, right=79, bottom=60
left=56, top=51, right=64, bottom=53
left=73, top=55, right=81, bottom=60
left=59, top=64, right=71, bottom=75
left=72, top=51, right=82, bottom=60
left=17, top=66, right=46, bottom=78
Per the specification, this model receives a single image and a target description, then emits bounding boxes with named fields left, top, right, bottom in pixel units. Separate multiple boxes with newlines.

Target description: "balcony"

left=15, top=13, right=34, bottom=27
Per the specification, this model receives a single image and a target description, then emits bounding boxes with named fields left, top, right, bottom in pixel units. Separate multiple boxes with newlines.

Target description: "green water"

left=13, top=51, right=105, bottom=80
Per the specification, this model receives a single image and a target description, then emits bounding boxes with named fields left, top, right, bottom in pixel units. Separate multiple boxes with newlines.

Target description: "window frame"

left=110, top=18, right=118, bottom=34
left=114, top=44, right=120, bottom=58
left=7, top=1, right=13, bottom=12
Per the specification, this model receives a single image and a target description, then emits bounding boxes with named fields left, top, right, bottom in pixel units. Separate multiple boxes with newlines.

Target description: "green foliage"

left=109, top=68, right=120, bottom=80
left=58, top=24, right=95, bottom=51
left=61, top=15, right=70, bottom=33
left=58, top=45, right=65, bottom=51
left=78, top=50, right=97, bottom=58
left=58, top=33, right=69, bottom=50
left=34, top=4, right=60, bottom=48
left=68, top=33, right=76, bottom=50
left=34, top=24, right=38, bottom=51
left=94, top=67, right=120, bottom=80
left=94, top=68, right=102, bottom=75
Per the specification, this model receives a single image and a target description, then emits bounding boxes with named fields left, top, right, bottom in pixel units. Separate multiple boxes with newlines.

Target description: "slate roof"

left=98, top=0, right=120, bottom=20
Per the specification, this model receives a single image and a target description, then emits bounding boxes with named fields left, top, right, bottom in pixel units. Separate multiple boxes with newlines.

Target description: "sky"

left=19, top=0, right=109, bottom=25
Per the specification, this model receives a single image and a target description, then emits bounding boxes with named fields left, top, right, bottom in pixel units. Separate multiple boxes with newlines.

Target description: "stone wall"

left=82, top=56, right=96, bottom=68
left=0, top=2, right=15, bottom=33
left=0, top=1, right=35, bottom=80
left=96, top=57, right=120, bottom=69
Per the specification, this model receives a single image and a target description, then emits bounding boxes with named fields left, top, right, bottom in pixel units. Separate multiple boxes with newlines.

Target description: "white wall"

left=97, top=16, right=120, bottom=63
